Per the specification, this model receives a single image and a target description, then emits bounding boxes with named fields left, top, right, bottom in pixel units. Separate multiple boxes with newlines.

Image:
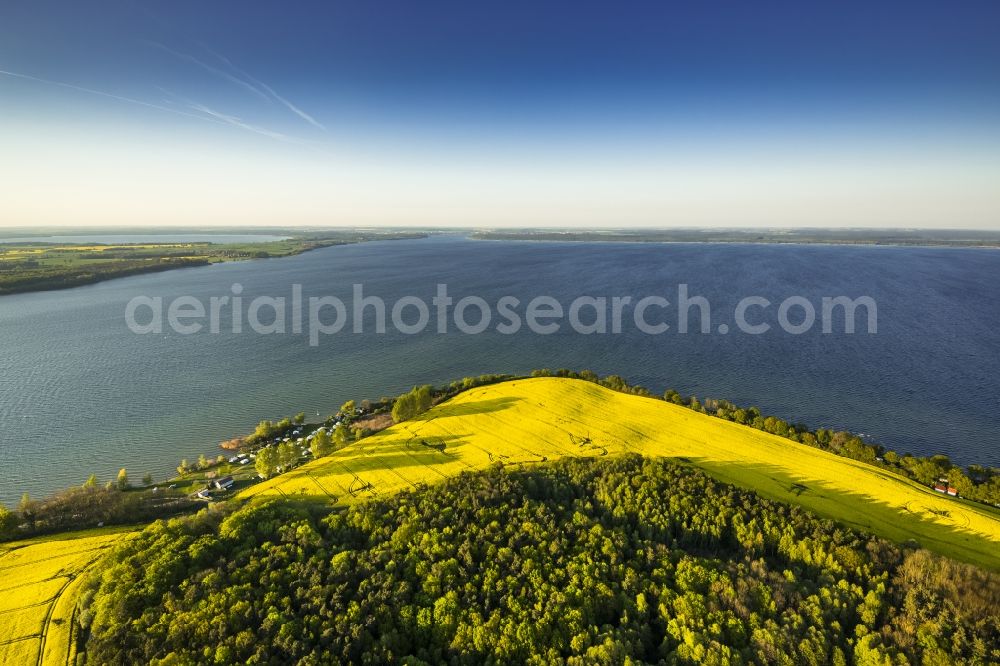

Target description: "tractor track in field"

left=407, top=422, right=498, bottom=471
left=398, top=425, right=472, bottom=479
left=0, top=545, right=108, bottom=572
left=0, top=573, right=69, bottom=595
left=63, top=603, right=79, bottom=666
left=0, top=596, right=60, bottom=614
left=0, top=635, right=37, bottom=648
left=304, top=472, right=339, bottom=500
left=383, top=463, right=420, bottom=490
left=35, top=551, right=104, bottom=666
left=276, top=466, right=341, bottom=501
left=449, top=407, right=576, bottom=463
left=416, top=410, right=554, bottom=466
left=329, top=460, right=376, bottom=498
left=0, top=545, right=29, bottom=565
left=34, top=573, right=75, bottom=666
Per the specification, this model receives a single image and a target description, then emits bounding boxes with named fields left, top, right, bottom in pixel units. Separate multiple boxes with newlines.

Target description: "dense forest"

left=80, top=456, right=998, bottom=665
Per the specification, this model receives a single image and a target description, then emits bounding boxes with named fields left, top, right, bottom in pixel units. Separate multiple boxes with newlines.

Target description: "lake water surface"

left=1, top=236, right=998, bottom=505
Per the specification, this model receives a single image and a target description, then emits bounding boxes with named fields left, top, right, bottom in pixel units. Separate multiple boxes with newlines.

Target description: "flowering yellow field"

left=243, top=377, right=1000, bottom=569
left=0, top=528, right=134, bottom=665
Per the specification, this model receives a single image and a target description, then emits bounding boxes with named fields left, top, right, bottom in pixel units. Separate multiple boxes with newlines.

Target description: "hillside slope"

left=242, top=377, right=1000, bottom=568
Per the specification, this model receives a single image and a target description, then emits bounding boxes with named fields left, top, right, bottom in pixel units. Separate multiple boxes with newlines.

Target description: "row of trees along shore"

left=0, top=473, right=196, bottom=540
left=2, top=369, right=996, bottom=542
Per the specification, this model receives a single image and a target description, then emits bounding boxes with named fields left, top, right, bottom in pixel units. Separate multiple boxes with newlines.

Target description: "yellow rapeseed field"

left=0, top=528, right=134, bottom=665
left=242, top=377, right=1000, bottom=569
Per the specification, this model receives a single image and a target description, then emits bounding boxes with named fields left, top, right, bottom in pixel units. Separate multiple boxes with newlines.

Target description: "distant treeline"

left=473, top=228, right=1000, bottom=247
left=0, top=257, right=211, bottom=294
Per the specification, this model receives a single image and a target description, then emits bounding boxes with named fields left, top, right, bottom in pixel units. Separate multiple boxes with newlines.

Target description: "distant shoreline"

left=4, top=228, right=998, bottom=296
left=471, top=229, right=1000, bottom=249
left=0, top=232, right=426, bottom=296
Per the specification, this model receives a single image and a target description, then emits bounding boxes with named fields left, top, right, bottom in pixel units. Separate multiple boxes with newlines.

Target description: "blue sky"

left=2, top=1, right=999, bottom=227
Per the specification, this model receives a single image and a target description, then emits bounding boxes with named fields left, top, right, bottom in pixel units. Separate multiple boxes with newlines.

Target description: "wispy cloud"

left=1, top=68, right=307, bottom=145
left=184, top=101, right=302, bottom=143
left=155, top=86, right=304, bottom=143
left=0, top=68, right=226, bottom=125
left=151, top=41, right=326, bottom=132
left=205, top=48, right=327, bottom=131
left=145, top=40, right=270, bottom=102
left=257, top=81, right=326, bottom=132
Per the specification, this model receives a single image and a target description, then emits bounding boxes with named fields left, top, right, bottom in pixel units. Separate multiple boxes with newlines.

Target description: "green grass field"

left=0, top=527, right=135, bottom=665
left=242, top=377, right=1000, bottom=569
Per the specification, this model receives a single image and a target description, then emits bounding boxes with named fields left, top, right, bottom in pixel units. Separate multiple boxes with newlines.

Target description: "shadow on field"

left=678, top=456, right=1000, bottom=571
left=267, top=434, right=478, bottom=502
left=413, top=397, right=522, bottom=421
left=321, top=433, right=471, bottom=470
left=244, top=494, right=342, bottom=515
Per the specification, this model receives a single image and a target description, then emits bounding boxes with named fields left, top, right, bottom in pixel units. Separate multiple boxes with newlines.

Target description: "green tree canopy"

left=80, top=456, right=1000, bottom=665
left=310, top=430, right=333, bottom=458
left=254, top=448, right=279, bottom=479
left=0, top=505, right=15, bottom=537
left=392, top=385, right=433, bottom=423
